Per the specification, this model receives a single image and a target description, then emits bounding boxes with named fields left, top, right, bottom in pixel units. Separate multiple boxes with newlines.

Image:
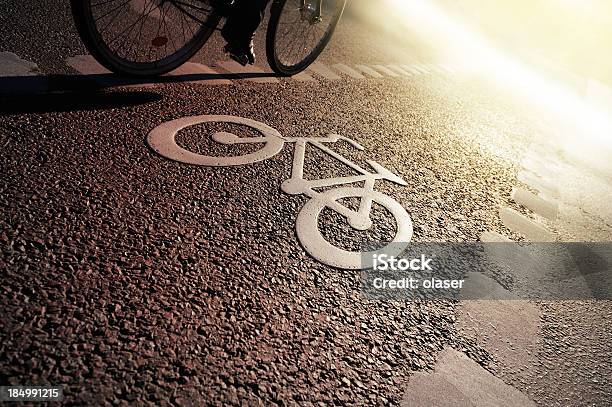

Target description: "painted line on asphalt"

left=372, top=65, right=400, bottom=77
left=437, top=64, right=457, bottom=74
left=480, top=231, right=512, bottom=242
left=66, top=55, right=111, bottom=75
left=148, top=114, right=413, bottom=270
left=511, top=187, right=559, bottom=220
left=354, top=64, right=384, bottom=78
left=414, top=64, right=432, bottom=74
left=499, top=207, right=557, bottom=241
left=386, top=64, right=413, bottom=76
left=520, top=154, right=559, bottom=179
left=403, top=347, right=536, bottom=407
left=215, top=61, right=279, bottom=83
left=0, top=52, right=39, bottom=76
left=332, top=63, right=365, bottom=79
left=66, top=55, right=158, bottom=89
left=306, top=62, right=342, bottom=80
left=400, top=64, right=423, bottom=75
left=517, top=170, right=560, bottom=199
left=167, top=62, right=232, bottom=85
left=3, top=53, right=458, bottom=95
left=290, top=71, right=317, bottom=82
left=0, top=51, right=48, bottom=95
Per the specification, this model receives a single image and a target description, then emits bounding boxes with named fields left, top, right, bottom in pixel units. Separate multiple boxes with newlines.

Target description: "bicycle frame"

left=280, top=135, right=407, bottom=230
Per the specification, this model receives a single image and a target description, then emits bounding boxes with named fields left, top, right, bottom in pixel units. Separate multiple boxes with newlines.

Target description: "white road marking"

left=402, top=347, right=536, bottom=407
left=0, top=52, right=39, bottom=76
left=306, top=62, right=342, bottom=80
left=167, top=62, right=232, bottom=85
left=371, top=65, right=400, bottom=77
left=291, top=71, right=317, bottom=82
left=406, top=64, right=430, bottom=74
left=400, top=64, right=423, bottom=75
left=332, top=63, right=365, bottom=79
left=480, top=231, right=512, bottom=242
left=216, top=61, right=279, bottom=83
left=499, top=207, right=557, bottom=241
left=148, top=115, right=284, bottom=166
left=415, top=63, right=433, bottom=74
left=148, top=115, right=413, bottom=269
left=517, top=170, right=560, bottom=199
left=386, top=64, right=412, bottom=76
left=66, top=55, right=111, bottom=75
left=354, top=64, right=384, bottom=78
left=437, top=64, right=457, bottom=74
left=66, top=55, right=157, bottom=89
left=511, top=187, right=559, bottom=220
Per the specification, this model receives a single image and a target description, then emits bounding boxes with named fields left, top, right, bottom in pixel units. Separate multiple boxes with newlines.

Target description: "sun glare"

left=385, top=0, right=612, bottom=165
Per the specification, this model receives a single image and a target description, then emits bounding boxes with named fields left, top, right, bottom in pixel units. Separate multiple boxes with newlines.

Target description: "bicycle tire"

left=266, top=0, right=346, bottom=76
left=296, top=187, right=413, bottom=269
left=70, top=0, right=221, bottom=77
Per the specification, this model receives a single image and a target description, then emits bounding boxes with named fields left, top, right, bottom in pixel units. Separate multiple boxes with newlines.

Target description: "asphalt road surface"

left=1, top=1, right=611, bottom=406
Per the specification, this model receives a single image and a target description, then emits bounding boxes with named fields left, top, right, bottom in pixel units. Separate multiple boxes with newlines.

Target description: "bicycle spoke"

left=273, top=0, right=342, bottom=68
left=95, top=0, right=132, bottom=23
left=86, top=0, right=217, bottom=67
left=91, top=0, right=125, bottom=8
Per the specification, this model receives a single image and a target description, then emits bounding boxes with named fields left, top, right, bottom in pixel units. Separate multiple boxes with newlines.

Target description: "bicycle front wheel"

left=266, top=0, right=346, bottom=76
left=71, top=0, right=221, bottom=77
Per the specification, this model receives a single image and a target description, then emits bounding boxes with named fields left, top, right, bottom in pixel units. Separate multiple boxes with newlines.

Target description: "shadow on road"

left=0, top=70, right=280, bottom=98
left=0, top=91, right=164, bottom=115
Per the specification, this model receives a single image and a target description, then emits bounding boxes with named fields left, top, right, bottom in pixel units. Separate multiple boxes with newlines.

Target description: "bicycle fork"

left=300, top=0, right=323, bottom=23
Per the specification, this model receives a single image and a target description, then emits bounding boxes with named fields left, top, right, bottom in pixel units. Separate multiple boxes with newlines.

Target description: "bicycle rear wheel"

left=266, top=0, right=346, bottom=76
left=71, top=0, right=221, bottom=77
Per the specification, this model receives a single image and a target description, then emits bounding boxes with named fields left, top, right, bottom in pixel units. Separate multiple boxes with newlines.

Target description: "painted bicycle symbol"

left=148, top=115, right=413, bottom=269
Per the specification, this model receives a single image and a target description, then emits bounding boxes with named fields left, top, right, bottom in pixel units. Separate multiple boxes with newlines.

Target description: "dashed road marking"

left=332, top=63, right=365, bottom=79
left=167, top=62, right=232, bottom=85
left=0, top=52, right=39, bottom=76
left=372, top=65, right=400, bottom=77
left=216, top=61, right=279, bottom=83
left=354, top=64, right=384, bottom=78
left=402, top=347, right=536, bottom=407
left=430, top=64, right=453, bottom=75
left=66, top=55, right=157, bottom=89
left=66, top=54, right=111, bottom=75
left=437, top=64, right=457, bottom=74
left=5, top=54, right=458, bottom=94
left=386, top=64, right=412, bottom=76
left=290, top=71, right=317, bottom=82
left=306, top=62, right=342, bottom=80
left=0, top=52, right=47, bottom=95
left=511, top=187, right=559, bottom=220
left=400, top=64, right=422, bottom=75
left=480, top=231, right=512, bottom=242
left=517, top=170, right=560, bottom=199
left=499, top=207, right=557, bottom=241
left=412, top=64, right=431, bottom=74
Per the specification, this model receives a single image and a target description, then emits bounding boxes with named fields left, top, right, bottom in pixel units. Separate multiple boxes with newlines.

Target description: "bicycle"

left=70, top=0, right=346, bottom=77
left=147, top=115, right=413, bottom=269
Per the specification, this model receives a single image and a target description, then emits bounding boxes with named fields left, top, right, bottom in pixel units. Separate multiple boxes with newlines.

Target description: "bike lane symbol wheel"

left=147, top=115, right=285, bottom=166
left=296, top=187, right=413, bottom=270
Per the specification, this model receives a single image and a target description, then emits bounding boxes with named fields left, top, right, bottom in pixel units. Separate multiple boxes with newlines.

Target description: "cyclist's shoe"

left=223, top=41, right=256, bottom=66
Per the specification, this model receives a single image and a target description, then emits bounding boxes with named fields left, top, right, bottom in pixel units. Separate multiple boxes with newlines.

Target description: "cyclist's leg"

left=222, top=0, right=271, bottom=65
